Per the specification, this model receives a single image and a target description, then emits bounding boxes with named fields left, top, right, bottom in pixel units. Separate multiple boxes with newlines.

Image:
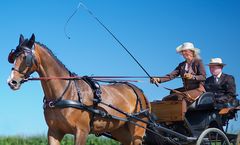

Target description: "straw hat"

left=208, top=58, right=226, bottom=66
left=176, top=42, right=200, bottom=55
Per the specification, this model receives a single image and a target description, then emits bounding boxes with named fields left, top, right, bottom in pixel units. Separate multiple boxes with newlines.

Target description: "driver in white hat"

left=150, top=42, right=206, bottom=105
left=205, top=58, right=237, bottom=104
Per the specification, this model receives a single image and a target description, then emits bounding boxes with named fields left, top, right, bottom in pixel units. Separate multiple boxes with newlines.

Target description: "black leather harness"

left=43, top=74, right=150, bottom=135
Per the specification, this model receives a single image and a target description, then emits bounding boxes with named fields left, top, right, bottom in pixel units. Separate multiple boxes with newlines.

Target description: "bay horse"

left=7, top=34, right=150, bottom=145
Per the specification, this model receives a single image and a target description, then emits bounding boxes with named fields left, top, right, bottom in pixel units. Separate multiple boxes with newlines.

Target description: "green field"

left=0, top=134, right=120, bottom=145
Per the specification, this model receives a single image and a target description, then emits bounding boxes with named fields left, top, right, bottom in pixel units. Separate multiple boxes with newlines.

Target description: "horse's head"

left=7, top=34, right=38, bottom=90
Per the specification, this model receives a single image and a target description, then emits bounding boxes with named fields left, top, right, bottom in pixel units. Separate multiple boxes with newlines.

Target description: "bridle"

left=8, top=44, right=36, bottom=81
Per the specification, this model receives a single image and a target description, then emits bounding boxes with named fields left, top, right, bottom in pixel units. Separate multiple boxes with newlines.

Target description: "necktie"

left=214, top=77, right=219, bottom=84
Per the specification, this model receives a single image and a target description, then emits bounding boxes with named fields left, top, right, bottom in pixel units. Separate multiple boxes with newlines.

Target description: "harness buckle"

left=49, top=101, right=55, bottom=108
left=95, top=89, right=102, bottom=96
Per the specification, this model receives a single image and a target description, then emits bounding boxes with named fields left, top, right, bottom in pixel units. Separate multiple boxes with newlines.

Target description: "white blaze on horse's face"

left=7, top=72, right=22, bottom=90
left=7, top=69, right=16, bottom=89
left=7, top=54, right=27, bottom=90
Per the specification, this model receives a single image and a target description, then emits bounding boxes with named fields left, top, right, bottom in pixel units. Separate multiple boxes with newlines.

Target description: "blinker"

left=25, top=53, right=33, bottom=67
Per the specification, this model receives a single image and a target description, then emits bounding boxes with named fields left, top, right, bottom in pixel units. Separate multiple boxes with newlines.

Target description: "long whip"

left=64, top=1, right=158, bottom=87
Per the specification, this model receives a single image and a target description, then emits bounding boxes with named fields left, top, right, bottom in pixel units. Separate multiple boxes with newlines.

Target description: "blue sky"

left=0, top=0, right=239, bottom=135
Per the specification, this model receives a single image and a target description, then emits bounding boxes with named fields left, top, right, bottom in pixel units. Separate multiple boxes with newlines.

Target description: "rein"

left=25, top=76, right=148, bottom=80
left=23, top=76, right=180, bottom=82
left=22, top=76, right=144, bottom=83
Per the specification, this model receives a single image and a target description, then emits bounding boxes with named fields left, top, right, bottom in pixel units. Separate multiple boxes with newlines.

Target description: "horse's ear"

left=27, top=33, right=35, bottom=48
left=19, top=34, right=24, bottom=44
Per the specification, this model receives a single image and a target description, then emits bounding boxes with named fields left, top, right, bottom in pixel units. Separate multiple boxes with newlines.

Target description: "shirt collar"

left=216, top=72, right=222, bottom=78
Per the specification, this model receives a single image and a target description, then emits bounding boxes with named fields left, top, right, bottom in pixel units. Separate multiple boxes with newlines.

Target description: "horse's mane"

left=35, top=42, right=70, bottom=72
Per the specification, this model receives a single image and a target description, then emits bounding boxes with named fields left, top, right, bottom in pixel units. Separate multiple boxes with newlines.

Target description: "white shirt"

left=214, top=72, right=222, bottom=83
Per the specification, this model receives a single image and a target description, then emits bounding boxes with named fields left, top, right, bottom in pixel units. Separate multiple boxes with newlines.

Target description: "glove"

left=184, top=73, right=193, bottom=80
left=150, top=77, right=161, bottom=84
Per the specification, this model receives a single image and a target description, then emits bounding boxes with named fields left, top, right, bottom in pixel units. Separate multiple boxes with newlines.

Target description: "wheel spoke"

left=196, top=128, right=230, bottom=145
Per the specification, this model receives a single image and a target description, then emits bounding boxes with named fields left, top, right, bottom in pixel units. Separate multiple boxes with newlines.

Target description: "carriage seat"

left=188, top=92, right=239, bottom=111
left=188, top=92, right=215, bottom=110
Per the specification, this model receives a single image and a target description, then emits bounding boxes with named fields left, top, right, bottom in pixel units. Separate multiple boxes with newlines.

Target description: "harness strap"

left=11, top=67, right=31, bottom=79
left=81, top=76, right=102, bottom=131
left=82, top=76, right=102, bottom=104
left=124, top=82, right=143, bottom=111
left=43, top=72, right=73, bottom=108
left=54, top=99, right=129, bottom=122
left=72, top=74, right=82, bottom=103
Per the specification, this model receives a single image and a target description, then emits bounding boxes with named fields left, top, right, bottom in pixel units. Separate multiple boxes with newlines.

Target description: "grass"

left=0, top=134, right=120, bottom=145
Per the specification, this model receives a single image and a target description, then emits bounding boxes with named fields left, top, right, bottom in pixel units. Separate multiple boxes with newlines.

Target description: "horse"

left=7, top=34, right=151, bottom=145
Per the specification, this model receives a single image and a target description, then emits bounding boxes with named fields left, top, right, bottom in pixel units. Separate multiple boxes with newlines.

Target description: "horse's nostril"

left=8, top=79, right=20, bottom=90
left=11, top=80, right=18, bottom=85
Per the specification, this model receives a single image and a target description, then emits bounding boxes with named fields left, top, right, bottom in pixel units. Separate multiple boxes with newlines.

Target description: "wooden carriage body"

left=151, top=100, right=187, bottom=123
left=148, top=92, right=240, bottom=144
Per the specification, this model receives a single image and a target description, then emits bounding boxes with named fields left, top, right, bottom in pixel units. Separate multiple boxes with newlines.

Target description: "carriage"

left=7, top=34, right=240, bottom=145
left=144, top=92, right=240, bottom=145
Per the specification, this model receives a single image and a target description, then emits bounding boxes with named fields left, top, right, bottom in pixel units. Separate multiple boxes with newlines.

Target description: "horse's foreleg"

left=48, top=129, right=64, bottom=145
left=74, top=129, right=89, bottom=145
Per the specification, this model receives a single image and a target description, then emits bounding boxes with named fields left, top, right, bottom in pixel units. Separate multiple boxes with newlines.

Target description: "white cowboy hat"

left=208, top=58, right=226, bottom=66
left=176, top=42, right=200, bottom=55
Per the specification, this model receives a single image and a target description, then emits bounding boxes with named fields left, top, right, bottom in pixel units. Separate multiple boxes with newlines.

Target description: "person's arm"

left=159, top=64, right=181, bottom=83
left=214, top=75, right=236, bottom=103
left=193, top=60, right=206, bottom=81
left=225, top=75, right=236, bottom=97
left=150, top=64, right=181, bottom=84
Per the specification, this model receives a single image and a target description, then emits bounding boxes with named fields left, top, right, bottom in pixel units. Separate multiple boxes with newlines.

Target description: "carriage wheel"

left=196, top=128, right=230, bottom=145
